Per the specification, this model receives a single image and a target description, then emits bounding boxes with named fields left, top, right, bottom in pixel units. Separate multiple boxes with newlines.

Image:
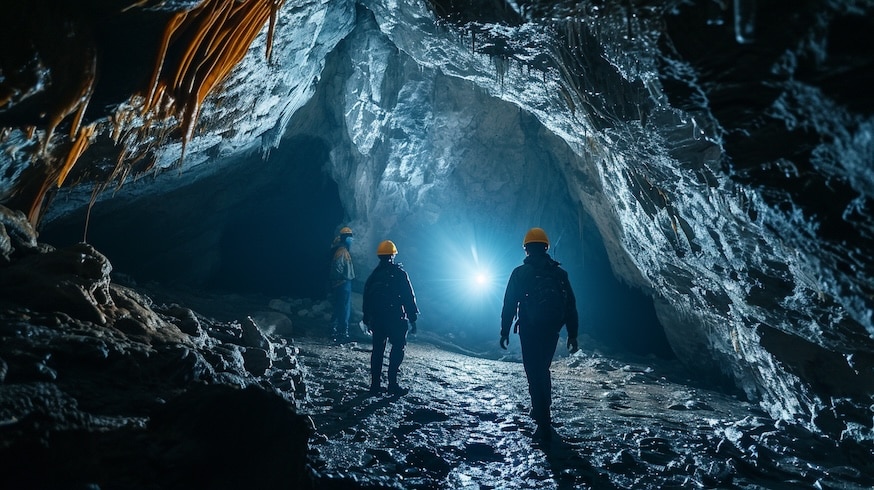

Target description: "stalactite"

left=2, top=0, right=287, bottom=227
left=56, top=123, right=96, bottom=188
left=40, top=45, right=98, bottom=157
left=265, top=0, right=281, bottom=63
left=141, top=0, right=287, bottom=163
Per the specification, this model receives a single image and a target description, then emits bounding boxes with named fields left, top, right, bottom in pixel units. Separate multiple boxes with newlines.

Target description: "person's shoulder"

left=510, top=263, right=529, bottom=277
left=552, top=262, right=571, bottom=281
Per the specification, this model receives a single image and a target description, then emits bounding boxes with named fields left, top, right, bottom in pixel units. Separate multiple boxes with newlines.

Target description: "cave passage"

left=209, top=137, right=345, bottom=298
left=40, top=136, right=345, bottom=299
left=578, top=220, right=674, bottom=359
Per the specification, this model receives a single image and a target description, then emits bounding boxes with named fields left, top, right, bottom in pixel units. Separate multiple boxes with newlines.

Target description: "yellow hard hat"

left=339, top=226, right=353, bottom=236
left=377, top=240, right=398, bottom=256
left=523, top=227, right=550, bottom=247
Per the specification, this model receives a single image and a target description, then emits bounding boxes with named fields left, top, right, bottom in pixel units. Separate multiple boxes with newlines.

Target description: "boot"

left=386, top=382, right=408, bottom=396
left=369, top=375, right=382, bottom=396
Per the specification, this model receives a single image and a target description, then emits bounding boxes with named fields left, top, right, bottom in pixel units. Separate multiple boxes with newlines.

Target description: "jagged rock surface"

left=1, top=0, right=872, bottom=445
left=0, top=206, right=312, bottom=488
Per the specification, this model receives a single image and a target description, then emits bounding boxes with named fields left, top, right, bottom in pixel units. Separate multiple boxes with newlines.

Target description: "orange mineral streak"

left=266, top=0, right=281, bottom=63
left=42, top=47, right=97, bottom=155
left=15, top=0, right=285, bottom=227
left=144, top=11, right=189, bottom=114
left=24, top=48, right=98, bottom=225
left=142, top=0, right=286, bottom=159
left=57, top=123, right=96, bottom=188
left=25, top=122, right=97, bottom=224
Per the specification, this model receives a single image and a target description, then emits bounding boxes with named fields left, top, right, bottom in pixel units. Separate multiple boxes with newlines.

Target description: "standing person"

left=329, top=226, right=355, bottom=344
left=362, top=240, right=419, bottom=396
left=500, top=227, right=579, bottom=440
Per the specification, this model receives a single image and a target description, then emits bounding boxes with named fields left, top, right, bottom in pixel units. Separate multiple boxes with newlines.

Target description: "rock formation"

left=2, top=0, right=872, bottom=448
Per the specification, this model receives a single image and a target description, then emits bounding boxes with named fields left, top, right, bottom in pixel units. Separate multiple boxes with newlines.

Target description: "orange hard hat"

left=377, top=240, right=398, bottom=256
left=523, top=227, right=550, bottom=247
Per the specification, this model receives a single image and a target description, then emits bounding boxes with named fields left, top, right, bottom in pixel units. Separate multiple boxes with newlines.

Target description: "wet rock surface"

left=1, top=247, right=872, bottom=490
left=299, top=335, right=874, bottom=489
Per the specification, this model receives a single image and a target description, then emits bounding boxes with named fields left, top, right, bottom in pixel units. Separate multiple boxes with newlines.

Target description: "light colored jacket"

left=330, top=245, right=355, bottom=287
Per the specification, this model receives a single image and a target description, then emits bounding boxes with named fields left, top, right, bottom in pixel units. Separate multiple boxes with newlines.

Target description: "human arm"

left=562, top=270, right=579, bottom=353
left=399, top=268, right=419, bottom=329
left=499, top=269, right=520, bottom=349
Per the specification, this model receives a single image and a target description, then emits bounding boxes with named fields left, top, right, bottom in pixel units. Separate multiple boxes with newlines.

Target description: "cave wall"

left=2, top=0, right=873, bottom=436
left=352, top=0, right=874, bottom=432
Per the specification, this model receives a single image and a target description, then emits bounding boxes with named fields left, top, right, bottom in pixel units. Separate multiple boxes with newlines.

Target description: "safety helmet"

left=377, top=240, right=398, bottom=256
left=523, top=227, right=550, bottom=247
left=339, top=226, right=353, bottom=236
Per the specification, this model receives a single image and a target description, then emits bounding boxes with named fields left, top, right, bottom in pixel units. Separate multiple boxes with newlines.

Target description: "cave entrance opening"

left=209, top=136, right=344, bottom=299
left=39, top=136, right=344, bottom=301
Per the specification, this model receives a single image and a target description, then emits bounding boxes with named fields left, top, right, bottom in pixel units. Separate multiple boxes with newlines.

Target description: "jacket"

left=363, top=261, right=419, bottom=325
left=329, top=244, right=355, bottom=288
left=500, top=253, right=579, bottom=338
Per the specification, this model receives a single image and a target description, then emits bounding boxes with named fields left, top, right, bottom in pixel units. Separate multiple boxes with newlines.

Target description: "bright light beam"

left=470, top=268, right=493, bottom=293
left=414, top=225, right=518, bottom=337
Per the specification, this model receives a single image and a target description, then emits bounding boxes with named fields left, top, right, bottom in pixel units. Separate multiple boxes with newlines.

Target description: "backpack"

left=366, top=266, right=400, bottom=318
left=523, top=265, right=567, bottom=328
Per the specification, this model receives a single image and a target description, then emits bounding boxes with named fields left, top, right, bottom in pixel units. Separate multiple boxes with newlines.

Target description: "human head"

left=523, top=227, right=549, bottom=255
left=377, top=240, right=398, bottom=262
left=339, top=226, right=354, bottom=247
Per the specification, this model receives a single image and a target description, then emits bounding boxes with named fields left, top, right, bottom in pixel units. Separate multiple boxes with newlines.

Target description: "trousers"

left=331, top=281, right=352, bottom=340
left=519, top=327, right=560, bottom=426
left=370, top=319, right=408, bottom=387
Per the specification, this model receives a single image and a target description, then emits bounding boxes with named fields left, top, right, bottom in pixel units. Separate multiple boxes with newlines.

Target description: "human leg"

left=370, top=329, right=389, bottom=394
left=330, top=283, right=349, bottom=342
left=520, top=329, right=559, bottom=427
left=334, top=281, right=352, bottom=343
left=386, top=322, right=408, bottom=394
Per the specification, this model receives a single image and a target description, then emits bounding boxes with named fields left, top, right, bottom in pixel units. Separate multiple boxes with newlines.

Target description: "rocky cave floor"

left=158, top=287, right=874, bottom=490
left=2, top=276, right=873, bottom=489
left=296, top=336, right=872, bottom=490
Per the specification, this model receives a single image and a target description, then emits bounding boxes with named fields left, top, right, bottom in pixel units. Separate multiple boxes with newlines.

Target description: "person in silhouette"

left=500, top=227, right=579, bottom=439
left=362, top=240, right=419, bottom=396
left=329, top=226, right=355, bottom=344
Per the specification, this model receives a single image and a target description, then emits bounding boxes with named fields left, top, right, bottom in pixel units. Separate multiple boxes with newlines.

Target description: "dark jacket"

left=363, top=261, right=419, bottom=326
left=500, top=253, right=579, bottom=338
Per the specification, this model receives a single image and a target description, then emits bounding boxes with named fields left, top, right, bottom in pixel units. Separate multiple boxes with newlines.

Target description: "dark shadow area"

left=39, top=136, right=344, bottom=299
left=578, top=217, right=674, bottom=359
left=539, top=435, right=618, bottom=489
left=209, top=136, right=345, bottom=298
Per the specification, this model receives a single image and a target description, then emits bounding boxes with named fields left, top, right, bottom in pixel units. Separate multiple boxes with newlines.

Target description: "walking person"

left=362, top=240, right=419, bottom=396
left=500, top=227, right=579, bottom=440
left=329, top=226, right=355, bottom=344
